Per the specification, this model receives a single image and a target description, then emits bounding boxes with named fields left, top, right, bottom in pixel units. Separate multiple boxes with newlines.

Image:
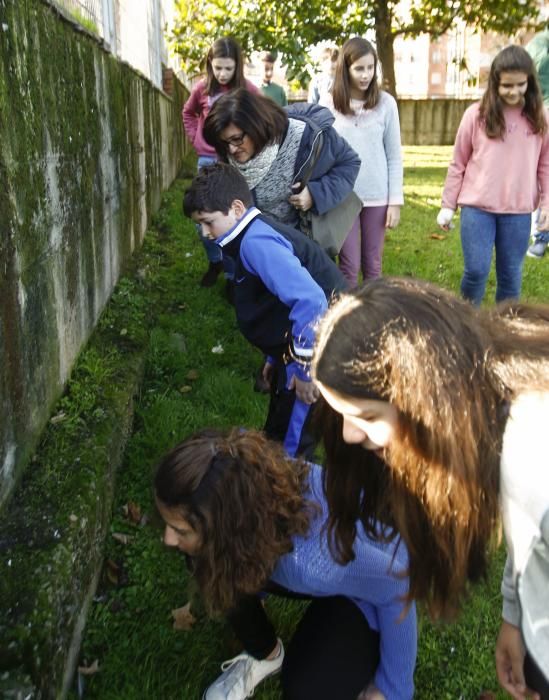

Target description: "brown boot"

left=200, top=261, right=223, bottom=287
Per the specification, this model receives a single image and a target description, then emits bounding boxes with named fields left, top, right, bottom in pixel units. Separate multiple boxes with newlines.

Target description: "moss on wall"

left=0, top=0, right=188, bottom=509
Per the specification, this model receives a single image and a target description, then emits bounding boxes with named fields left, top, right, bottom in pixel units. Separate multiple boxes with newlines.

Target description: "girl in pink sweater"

left=182, top=38, right=258, bottom=288
left=437, top=45, right=549, bottom=305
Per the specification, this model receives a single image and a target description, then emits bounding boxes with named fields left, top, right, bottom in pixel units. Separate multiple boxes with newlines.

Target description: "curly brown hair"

left=154, top=428, right=313, bottom=615
left=312, top=277, right=549, bottom=619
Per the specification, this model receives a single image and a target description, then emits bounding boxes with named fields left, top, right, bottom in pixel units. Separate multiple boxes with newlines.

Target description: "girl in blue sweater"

left=155, top=429, right=416, bottom=700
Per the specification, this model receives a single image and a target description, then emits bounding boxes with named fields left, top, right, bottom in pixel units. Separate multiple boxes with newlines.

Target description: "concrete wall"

left=0, top=0, right=188, bottom=509
left=399, top=98, right=475, bottom=145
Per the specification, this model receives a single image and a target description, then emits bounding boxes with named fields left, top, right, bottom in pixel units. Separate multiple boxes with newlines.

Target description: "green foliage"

left=76, top=150, right=548, bottom=699
left=172, top=0, right=542, bottom=92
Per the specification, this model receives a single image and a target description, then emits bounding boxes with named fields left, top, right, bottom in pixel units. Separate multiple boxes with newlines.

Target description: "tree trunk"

left=374, top=1, right=397, bottom=98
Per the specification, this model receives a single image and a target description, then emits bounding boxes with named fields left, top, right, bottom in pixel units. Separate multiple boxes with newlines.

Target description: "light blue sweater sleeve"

left=271, top=465, right=417, bottom=699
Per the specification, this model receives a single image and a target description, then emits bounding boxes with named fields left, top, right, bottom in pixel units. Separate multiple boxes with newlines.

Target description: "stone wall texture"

left=0, top=0, right=188, bottom=508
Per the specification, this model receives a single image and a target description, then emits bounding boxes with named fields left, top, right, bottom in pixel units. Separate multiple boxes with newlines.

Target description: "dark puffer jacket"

left=286, top=102, right=360, bottom=216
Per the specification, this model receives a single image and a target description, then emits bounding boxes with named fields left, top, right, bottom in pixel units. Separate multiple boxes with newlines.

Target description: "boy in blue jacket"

left=183, top=163, right=347, bottom=457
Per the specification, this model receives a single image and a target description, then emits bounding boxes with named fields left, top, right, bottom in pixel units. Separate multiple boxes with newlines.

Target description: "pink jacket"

left=182, top=78, right=258, bottom=158
left=442, top=102, right=549, bottom=214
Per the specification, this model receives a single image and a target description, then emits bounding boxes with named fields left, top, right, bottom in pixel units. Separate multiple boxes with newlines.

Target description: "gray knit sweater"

left=321, top=91, right=403, bottom=207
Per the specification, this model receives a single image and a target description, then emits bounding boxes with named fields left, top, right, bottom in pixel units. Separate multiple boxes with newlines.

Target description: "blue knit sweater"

left=271, top=464, right=417, bottom=699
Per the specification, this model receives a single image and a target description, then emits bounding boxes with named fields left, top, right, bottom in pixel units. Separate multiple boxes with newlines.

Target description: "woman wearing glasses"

left=203, top=88, right=359, bottom=399
left=203, top=88, right=360, bottom=232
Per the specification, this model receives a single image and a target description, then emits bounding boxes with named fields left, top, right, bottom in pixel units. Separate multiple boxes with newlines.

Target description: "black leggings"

left=525, top=653, right=549, bottom=699
left=227, top=587, right=380, bottom=700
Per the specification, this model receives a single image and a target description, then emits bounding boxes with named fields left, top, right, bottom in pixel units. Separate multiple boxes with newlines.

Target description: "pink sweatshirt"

left=182, top=78, right=258, bottom=158
left=442, top=102, right=549, bottom=213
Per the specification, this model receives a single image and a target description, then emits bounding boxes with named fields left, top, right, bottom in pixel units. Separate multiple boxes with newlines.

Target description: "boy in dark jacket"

left=183, top=163, right=347, bottom=457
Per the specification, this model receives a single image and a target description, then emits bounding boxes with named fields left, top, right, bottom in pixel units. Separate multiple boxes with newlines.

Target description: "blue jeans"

left=459, top=206, right=531, bottom=305
left=196, top=156, right=223, bottom=264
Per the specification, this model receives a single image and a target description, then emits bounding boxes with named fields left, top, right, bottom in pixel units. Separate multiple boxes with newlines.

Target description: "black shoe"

left=200, top=262, right=223, bottom=287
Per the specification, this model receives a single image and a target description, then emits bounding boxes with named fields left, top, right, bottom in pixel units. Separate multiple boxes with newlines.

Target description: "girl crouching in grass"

left=155, top=428, right=416, bottom=700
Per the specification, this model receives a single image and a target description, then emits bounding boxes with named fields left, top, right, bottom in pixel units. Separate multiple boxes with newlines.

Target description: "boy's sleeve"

left=240, top=228, right=327, bottom=380
left=441, top=106, right=475, bottom=210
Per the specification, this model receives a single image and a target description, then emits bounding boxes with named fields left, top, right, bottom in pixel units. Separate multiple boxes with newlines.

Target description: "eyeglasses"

left=220, top=132, right=246, bottom=148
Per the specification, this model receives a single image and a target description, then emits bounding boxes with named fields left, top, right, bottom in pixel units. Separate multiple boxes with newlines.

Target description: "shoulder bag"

left=295, top=131, right=362, bottom=257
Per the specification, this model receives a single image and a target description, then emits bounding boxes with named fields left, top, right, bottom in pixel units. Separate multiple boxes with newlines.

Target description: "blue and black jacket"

left=217, top=208, right=347, bottom=380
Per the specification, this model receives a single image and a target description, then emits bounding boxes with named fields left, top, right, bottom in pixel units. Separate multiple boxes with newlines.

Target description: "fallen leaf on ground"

left=128, top=501, right=142, bottom=524
left=105, top=558, right=129, bottom=586
left=211, top=344, right=224, bottom=354
left=78, top=659, right=100, bottom=675
left=186, top=369, right=199, bottom=380
left=430, top=233, right=446, bottom=240
left=50, top=412, right=67, bottom=424
left=172, top=602, right=196, bottom=631
left=112, top=532, right=134, bottom=545
left=179, top=385, right=192, bottom=393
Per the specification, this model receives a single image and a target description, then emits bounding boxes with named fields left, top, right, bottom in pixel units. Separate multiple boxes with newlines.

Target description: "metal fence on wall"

left=53, top=0, right=104, bottom=37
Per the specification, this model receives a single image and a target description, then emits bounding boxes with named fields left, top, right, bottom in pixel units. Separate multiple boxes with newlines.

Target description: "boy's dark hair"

left=183, top=163, right=253, bottom=217
left=261, top=51, right=277, bottom=64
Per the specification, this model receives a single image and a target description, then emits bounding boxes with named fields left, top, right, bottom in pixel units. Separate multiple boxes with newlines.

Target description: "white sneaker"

left=203, top=639, right=284, bottom=700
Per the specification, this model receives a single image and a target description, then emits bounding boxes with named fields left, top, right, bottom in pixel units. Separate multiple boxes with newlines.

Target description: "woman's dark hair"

left=204, top=37, right=247, bottom=95
left=155, top=428, right=313, bottom=614
left=480, top=44, right=547, bottom=138
left=332, top=37, right=380, bottom=114
left=203, top=88, right=288, bottom=159
left=313, top=276, right=549, bottom=618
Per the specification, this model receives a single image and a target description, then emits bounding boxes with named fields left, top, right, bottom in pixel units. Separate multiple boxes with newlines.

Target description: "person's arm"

left=383, top=95, right=404, bottom=228
left=536, top=118, right=549, bottom=225
left=496, top=556, right=532, bottom=700
left=337, top=541, right=417, bottom=700
left=304, top=128, right=361, bottom=215
left=182, top=82, right=204, bottom=144
left=240, top=227, right=328, bottom=382
left=383, top=95, right=404, bottom=208
left=497, top=392, right=549, bottom=698
left=440, top=106, right=475, bottom=212
left=308, top=77, right=320, bottom=104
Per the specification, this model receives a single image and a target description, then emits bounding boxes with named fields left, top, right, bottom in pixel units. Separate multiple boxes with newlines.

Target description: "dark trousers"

left=227, top=587, right=380, bottom=700
left=263, top=360, right=316, bottom=459
left=525, top=653, right=549, bottom=699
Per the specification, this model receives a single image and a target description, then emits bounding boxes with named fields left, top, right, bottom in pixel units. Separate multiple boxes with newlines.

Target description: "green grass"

left=75, top=148, right=548, bottom=699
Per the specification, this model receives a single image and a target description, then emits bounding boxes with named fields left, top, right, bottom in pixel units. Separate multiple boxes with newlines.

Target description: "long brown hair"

left=479, top=44, right=547, bottom=139
left=154, top=429, right=313, bottom=614
left=332, top=37, right=380, bottom=115
left=203, top=88, right=288, bottom=159
left=204, top=37, right=247, bottom=96
left=313, top=277, right=549, bottom=618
